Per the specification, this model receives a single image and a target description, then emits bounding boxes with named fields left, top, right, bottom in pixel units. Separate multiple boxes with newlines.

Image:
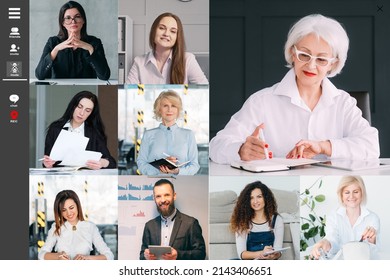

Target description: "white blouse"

left=38, top=220, right=114, bottom=260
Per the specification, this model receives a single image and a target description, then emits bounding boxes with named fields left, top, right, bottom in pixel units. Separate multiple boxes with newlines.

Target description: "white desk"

left=209, top=159, right=390, bottom=176
left=30, top=78, right=118, bottom=85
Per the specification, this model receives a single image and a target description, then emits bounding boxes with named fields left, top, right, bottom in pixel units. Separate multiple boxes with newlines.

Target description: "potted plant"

left=300, top=177, right=326, bottom=259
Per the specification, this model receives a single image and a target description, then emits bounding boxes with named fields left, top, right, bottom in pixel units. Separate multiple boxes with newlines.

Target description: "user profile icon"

left=10, top=44, right=19, bottom=52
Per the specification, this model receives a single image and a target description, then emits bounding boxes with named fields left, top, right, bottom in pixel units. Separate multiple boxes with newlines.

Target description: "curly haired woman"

left=230, top=181, right=284, bottom=260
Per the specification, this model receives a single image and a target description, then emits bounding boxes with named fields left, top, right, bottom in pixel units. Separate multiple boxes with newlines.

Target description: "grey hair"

left=284, top=14, right=349, bottom=77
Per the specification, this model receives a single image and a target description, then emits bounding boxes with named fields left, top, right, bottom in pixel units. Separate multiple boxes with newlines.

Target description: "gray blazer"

left=140, top=210, right=206, bottom=260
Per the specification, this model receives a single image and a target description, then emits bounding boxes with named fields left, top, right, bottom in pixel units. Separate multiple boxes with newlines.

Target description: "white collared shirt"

left=209, top=69, right=380, bottom=164
left=160, top=209, right=177, bottom=246
left=325, top=206, right=380, bottom=258
left=64, top=121, right=85, bottom=135
left=38, top=221, right=114, bottom=260
left=126, top=51, right=208, bottom=84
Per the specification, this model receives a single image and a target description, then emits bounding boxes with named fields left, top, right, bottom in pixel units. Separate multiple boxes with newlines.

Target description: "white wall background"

left=118, top=175, right=209, bottom=260
left=30, top=0, right=118, bottom=79
left=118, top=0, right=209, bottom=75
left=300, top=176, right=390, bottom=258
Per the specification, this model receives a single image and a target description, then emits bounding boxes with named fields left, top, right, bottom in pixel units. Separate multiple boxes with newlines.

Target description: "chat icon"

left=9, top=94, right=19, bottom=104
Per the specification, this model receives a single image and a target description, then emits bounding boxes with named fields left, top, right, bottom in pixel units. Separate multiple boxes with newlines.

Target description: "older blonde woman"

left=310, top=176, right=380, bottom=259
left=136, top=90, right=200, bottom=175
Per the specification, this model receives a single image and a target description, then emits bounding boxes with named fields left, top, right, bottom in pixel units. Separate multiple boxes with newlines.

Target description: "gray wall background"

left=29, top=0, right=118, bottom=80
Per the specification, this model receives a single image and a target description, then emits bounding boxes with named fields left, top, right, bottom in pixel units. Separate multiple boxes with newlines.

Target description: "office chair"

left=348, top=91, right=371, bottom=124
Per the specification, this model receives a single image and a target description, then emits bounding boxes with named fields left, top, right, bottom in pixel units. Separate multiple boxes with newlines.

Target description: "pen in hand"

left=259, top=128, right=269, bottom=159
left=163, top=153, right=178, bottom=162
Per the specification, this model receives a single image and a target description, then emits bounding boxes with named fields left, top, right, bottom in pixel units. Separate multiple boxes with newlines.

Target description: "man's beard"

left=156, top=200, right=175, bottom=217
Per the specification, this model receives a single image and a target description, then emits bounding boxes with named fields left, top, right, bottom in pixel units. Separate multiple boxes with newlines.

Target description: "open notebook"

left=231, top=158, right=321, bottom=172
left=149, top=158, right=190, bottom=170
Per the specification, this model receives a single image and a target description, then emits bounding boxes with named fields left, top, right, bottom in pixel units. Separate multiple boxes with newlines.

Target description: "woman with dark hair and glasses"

left=126, top=12, right=208, bottom=84
left=210, top=14, right=379, bottom=164
left=230, top=181, right=283, bottom=260
left=42, top=90, right=116, bottom=169
left=35, top=1, right=110, bottom=80
left=38, top=190, right=114, bottom=260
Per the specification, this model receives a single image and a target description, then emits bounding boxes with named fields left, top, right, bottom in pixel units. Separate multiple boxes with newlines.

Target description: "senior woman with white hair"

left=209, top=14, right=380, bottom=164
left=310, top=176, right=380, bottom=260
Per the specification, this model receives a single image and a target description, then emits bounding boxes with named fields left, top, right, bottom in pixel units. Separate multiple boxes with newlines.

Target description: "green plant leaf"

left=318, top=179, right=323, bottom=188
left=315, top=194, right=325, bottom=202
left=301, top=223, right=309, bottom=230
left=307, top=226, right=319, bottom=238
left=311, top=200, right=315, bottom=210
left=305, top=189, right=310, bottom=195
left=301, top=197, right=308, bottom=206
left=301, top=242, right=308, bottom=252
left=309, top=214, right=316, bottom=222
left=320, top=225, right=326, bottom=237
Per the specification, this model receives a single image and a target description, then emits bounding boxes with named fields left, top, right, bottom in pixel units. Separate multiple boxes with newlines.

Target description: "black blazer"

left=35, top=35, right=110, bottom=80
left=44, top=122, right=116, bottom=169
left=140, top=210, right=206, bottom=260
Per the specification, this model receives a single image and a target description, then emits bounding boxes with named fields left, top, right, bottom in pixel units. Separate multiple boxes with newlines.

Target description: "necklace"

left=72, top=225, right=77, bottom=231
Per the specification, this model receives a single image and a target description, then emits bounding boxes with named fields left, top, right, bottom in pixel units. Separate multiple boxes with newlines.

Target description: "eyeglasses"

left=63, top=15, right=83, bottom=25
left=293, top=45, right=337, bottom=66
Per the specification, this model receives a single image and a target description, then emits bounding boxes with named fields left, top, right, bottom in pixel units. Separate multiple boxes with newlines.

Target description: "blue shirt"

left=136, top=123, right=200, bottom=175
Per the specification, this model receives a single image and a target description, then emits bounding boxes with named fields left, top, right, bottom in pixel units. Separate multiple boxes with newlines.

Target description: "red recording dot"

left=10, top=110, right=18, bottom=120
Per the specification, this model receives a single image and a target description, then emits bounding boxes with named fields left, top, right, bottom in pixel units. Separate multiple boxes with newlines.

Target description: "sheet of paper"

left=60, top=150, right=102, bottom=167
left=49, top=129, right=89, bottom=161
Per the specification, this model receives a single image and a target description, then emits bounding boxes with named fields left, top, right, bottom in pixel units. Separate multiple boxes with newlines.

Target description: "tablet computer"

left=148, top=245, right=171, bottom=259
left=261, top=247, right=291, bottom=257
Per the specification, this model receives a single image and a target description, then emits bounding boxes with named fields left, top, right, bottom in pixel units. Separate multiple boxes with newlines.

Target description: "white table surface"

left=209, top=159, right=390, bottom=176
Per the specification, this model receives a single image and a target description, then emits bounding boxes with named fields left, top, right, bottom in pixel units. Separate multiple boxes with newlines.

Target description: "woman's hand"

left=73, top=254, right=90, bottom=260
left=361, top=226, right=377, bottom=244
left=255, top=246, right=277, bottom=260
left=310, top=239, right=331, bottom=260
left=239, top=124, right=273, bottom=161
left=159, top=156, right=179, bottom=174
left=51, top=32, right=77, bottom=60
left=43, top=155, right=56, bottom=168
left=86, top=158, right=109, bottom=170
left=51, top=32, right=94, bottom=60
left=70, top=37, right=94, bottom=55
left=160, top=165, right=179, bottom=174
left=286, top=140, right=331, bottom=159
left=57, top=251, right=70, bottom=260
